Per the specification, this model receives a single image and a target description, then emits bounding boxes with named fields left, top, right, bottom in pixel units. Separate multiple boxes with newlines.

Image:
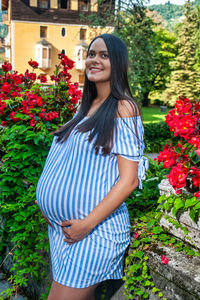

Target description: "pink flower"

left=161, top=255, right=169, bottom=264
left=134, top=232, right=139, bottom=239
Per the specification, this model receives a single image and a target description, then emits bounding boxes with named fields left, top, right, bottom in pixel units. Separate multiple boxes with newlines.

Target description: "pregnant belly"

left=36, top=176, right=98, bottom=225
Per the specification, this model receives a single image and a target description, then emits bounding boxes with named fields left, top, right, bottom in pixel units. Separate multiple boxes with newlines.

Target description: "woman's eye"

left=88, top=52, right=95, bottom=58
left=102, top=54, right=109, bottom=58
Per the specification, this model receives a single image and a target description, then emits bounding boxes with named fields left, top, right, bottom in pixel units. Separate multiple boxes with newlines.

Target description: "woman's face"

left=85, top=38, right=111, bottom=84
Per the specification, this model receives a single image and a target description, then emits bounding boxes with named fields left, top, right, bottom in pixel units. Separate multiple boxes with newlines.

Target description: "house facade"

left=1, top=0, right=114, bottom=85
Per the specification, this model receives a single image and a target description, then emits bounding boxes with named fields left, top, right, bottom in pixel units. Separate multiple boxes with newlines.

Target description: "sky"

left=148, top=0, right=187, bottom=4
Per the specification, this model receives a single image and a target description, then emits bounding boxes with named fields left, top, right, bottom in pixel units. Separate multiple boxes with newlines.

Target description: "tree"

left=162, top=1, right=200, bottom=106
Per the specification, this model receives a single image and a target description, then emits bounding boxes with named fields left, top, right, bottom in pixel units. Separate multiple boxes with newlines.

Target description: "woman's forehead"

left=89, top=38, right=108, bottom=51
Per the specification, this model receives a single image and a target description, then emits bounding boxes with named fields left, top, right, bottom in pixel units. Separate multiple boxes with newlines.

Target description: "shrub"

left=144, top=121, right=176, bottom=153
left=0, top=56, right=81, bottom=299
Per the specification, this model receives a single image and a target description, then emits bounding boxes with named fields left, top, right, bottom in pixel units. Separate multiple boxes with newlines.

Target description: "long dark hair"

left=55, top=33, right=141, bottom=155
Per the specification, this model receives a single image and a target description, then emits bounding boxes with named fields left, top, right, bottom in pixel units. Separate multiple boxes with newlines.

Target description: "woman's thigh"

left=47, top=280, right=99, bottom=300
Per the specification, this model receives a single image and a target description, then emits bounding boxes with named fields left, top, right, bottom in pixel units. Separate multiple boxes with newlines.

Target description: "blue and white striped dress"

left=36, top=115, right=149, bottom=288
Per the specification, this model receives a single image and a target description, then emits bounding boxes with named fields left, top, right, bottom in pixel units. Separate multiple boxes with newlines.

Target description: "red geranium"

left=28, top=59, right=39, bottom=69
left=156, top=97, right=200, bottom=197
left=0, top=54, right=81, bottom=130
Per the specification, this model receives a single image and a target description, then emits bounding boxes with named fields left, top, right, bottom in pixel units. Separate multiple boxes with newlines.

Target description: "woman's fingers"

left=59, top=220, right=71, bottom=227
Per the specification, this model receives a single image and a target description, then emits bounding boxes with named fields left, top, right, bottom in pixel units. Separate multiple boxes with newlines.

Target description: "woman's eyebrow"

left=89, top=50, right=108, bottom=53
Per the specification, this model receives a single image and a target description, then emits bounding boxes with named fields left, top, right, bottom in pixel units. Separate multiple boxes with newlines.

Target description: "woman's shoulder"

left=116, top=99, right=140, bottom=119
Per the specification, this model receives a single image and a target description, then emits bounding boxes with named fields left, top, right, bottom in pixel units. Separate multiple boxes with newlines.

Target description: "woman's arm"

left=85, top=156, right=138, bottom=230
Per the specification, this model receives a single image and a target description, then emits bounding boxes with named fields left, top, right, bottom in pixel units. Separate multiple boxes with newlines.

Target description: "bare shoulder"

left=116, top=99, right=140, bottom=118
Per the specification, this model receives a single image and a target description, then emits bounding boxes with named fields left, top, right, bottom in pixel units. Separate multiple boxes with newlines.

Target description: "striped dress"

left=36, top=115, right=149, bottom=288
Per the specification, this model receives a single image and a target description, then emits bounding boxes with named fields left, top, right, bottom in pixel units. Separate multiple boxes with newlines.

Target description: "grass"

left=141, top=105, right=171, bottom=124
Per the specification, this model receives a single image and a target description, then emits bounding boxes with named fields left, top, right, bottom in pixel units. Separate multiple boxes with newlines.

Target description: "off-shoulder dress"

left=36, top=115, right=149, bottom=288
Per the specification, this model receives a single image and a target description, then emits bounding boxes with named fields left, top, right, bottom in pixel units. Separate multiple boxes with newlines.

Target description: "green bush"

left=144, top=121, right=175, bottom=153
left=0, top=57, right=81, bottom=299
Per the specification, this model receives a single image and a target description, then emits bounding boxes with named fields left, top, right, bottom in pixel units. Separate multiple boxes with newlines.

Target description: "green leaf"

left=194, top=201, right=200, bottom=211
left=185, top=197, right=199, bottom=209
left=172, top=206, right=177, bottom=217
left=189, top=208, right=196, bottom=223
left=174, top=198, right=184, bottom=211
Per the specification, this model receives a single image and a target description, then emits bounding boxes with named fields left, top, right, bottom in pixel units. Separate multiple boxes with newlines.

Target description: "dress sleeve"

left=112, top=116, right=149, bottom=189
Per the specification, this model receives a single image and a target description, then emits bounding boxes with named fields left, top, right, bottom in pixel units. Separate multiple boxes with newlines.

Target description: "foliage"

left=149, top=1, right=184, bottom=30
left=0, top=57, right=81, bottom=299
left=143, top=121, right=175, bottom=153
left=162, top=2, right=200, bottom=106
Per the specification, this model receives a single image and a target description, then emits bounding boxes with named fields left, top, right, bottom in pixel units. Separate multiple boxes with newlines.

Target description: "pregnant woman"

left=36, top=34, right=148, bottom=300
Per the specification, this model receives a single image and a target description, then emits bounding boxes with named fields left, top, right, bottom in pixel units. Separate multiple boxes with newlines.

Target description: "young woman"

left=36, top=34, right=149, bottom=300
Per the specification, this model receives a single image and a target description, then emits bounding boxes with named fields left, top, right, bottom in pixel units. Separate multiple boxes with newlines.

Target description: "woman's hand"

left=59, top=219, right=92, bottom=244
left=35, top=200, right=53, bottom=227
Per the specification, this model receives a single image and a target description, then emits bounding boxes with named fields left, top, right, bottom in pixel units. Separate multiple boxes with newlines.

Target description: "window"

left=83, top=50, right=87, bottom=60
left=43, top=48, right=47, bottom=59
left=38, top=0, right=48, bottom=9
left=80, top=0, right=89, bottom=11
left=61, top=0, right=69, bottom=9
left=61, top=28, right=66, bottom=37
left=80, top=28, right=87, bottom=40
left=30, top=0, right=37, bottom=7
left=50, top=0, right=58, bottom=8
left=79, top=74, right=85, bottom=85
left=40, top=26, right=47, bottom=38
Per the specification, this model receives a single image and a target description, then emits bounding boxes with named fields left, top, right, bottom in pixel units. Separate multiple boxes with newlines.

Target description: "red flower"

left=36, top=96, right=43, bottom=106
left=167, top=163, right=188, bottom=189
left=45, top=111, right=59, bottom=121
left=1, top=82, right=11, bottom=93
left=161, top=255, right=169, bottom=264
left=29, top=118, right=36, bottom=127
left=28, top=59, right=39, bottom=69
left=2, top=62, right=12, bottom=73
left=38, top=74, right=47, bottom=83
left=190, top=167, right=200, bottom=189
left=196, top=149, right=200, bottom=156
left=10, top=111, right=20, bottom=122
left=156, top=145, right=178, bottom=169
left=0, top=101, right=7, bottom=115
left=194, top=191, right=200, bottom=198
left=1, top=121, right=8, bottom=126
left=68, top=104, right=74, bottom=111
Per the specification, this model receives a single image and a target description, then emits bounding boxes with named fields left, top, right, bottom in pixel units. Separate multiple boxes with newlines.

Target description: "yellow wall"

left=13, top=21, right=113, bottom=85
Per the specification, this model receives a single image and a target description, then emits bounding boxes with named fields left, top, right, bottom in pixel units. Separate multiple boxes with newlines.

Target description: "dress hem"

left=53, top=275, right=123, bottom=288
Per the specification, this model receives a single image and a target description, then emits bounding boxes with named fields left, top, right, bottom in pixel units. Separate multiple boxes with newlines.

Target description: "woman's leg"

left=47, top=280, right=99, bottom=300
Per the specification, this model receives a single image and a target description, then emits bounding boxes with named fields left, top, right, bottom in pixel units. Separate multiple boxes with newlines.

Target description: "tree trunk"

left=142, top=92, right=150, bottom=107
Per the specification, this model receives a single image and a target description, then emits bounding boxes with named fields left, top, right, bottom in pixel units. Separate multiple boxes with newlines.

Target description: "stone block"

left=158, top=179, right=200, bottom=249
left=146, top=242, right=200, bottom=300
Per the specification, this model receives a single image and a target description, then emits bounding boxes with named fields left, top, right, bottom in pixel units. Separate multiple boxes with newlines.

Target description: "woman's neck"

left=95, top=81, right=111, bottom=103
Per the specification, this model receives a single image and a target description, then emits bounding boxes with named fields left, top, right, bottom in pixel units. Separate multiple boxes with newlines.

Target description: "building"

left=1, top=0, right=114, bottom=85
